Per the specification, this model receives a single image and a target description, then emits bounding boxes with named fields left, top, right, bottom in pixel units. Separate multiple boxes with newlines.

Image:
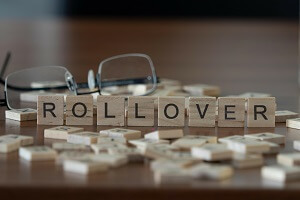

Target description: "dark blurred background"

left=0, top=0, right=299, bottom=110
left=0, top=0, right=298, bottom=19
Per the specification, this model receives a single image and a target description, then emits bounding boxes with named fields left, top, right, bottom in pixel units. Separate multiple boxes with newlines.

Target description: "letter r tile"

left=247, top=97, right=276, bottom=127
left=37, top=95, right=64, bottom=125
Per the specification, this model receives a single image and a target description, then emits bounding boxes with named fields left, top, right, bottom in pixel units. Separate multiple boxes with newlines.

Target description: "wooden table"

left=0, top=19, right=299, bottom=199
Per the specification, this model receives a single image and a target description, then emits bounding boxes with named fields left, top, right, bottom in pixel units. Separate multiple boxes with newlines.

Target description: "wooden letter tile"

left=218, top=97, right=245, bottom=127
left=97, top=96, right=125, bottom=126
left=5, top=108, right=37, bottom=121
left=244, top=132, right=285, bottom=144
left=99, top=128, right=141, bottom=140
left=67, top=131, right=100, bottom=145
left=19, top=146, right=57, bottom=161
left=66, top=95, right=93, bottom=125
left=127, top=96, right=155, bottom=126
left=44, top=126, right=84, bottom=140
left=277, top=153, right=300, bottom=167
left=37, top=95, right=64, bottom=125
left=0, top=137, right=20, bottom=153
left=188, top=97, right=216, bottom=127
left=247, top=97, right=276, bottom=127
left=158, top=97, right=185, bottom=127
left=275, top=110, right=298, bottom=123
left=144, top=129, right=184, bottom=140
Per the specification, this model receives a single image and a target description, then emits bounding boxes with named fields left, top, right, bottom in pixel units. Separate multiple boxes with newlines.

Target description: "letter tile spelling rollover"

left=97, top=96, right=125, bottom=126
left=247, top=97, right=276, bottom=127
left=66, top=95, right=93, bottom=125
left=218, top=97, right=246, bottom=127
left=127, top=96, right=155, bottom=126
left=158, top=97, right=185, bottom=127
left=37, top=95, right=64, bottom=125
left=188, top=97, right=216, bottom=127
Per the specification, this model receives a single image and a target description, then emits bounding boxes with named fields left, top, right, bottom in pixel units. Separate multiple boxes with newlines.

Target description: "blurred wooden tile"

left=0, top=137, right=20, bottom=153
left=144, top=129, right=183, bottom=140
left=277, top=153, right=300, bottom=167
left=91, top=153, right=128, bottom=168
left=218, top=97, right=245, bottom=127
left=247, top=97, right=276, bottom=127
left=171, top=136, right=207, bottom=150
left=97, top=96, right=125, bottom=126
left=52, top=142, right=87, bottom=151
left=191, top=144, right=233, bottom=161
left=158, top=97, right=185, bottom=127
left=188, top=97, right=216, bottom=127
left=97, top=136, right=127, bottom=144
left=19, top=146, right=57, bottom=161
left=294, top=140, right=300, bottom=151
left=262, top=165, right=300, bottom=182
left=226, top=138, right=270, bottom=154
left=57, top=151, right=93, bottom=164
left=286, top=118, right=300, bottom=129
left=237, top=92, right=271, bottom=98
left=188, top=163, right=233, bottom=180
left=232, top=153, right=263, bottom=169
left=127, top=96, right=155, bottom=126
left=188, top=135, right=217, bottom=143
left=275, top=110, right=298, bottom=123
left=66, top=95, right=93, bottom=125
left=183, top=84, right=220, bottom=96
left=108, top=147, right=143, bottom=162
left=44, top=126, right=84, bottom=140
left=128, top=138, right=170, bottom=148
left=67, top=131, right=100, bottom=145
left=37, top=95, right=64, bottom=125
left=1, top=134, right=33, bottom=146
left=99, top=128, right=141, bottom=140
left=5, top=108, right=37, bottom=121
left=63, top=157, right=109, bottom=174
left=91, top=142, right=127, bottom=154
left=245, top=132, right=285, bottom=144
left=218, top=135, right=245, bottom=144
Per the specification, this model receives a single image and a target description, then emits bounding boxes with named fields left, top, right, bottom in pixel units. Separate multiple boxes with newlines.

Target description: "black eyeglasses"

left=0, top=52, right=159, bottom=110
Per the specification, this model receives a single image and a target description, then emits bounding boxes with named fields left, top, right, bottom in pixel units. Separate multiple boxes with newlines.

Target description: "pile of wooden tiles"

left=1, top=127, right=300, bottom=184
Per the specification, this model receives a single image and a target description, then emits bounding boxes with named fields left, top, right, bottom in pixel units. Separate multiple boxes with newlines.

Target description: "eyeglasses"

left=0, top=52, right=159, bottom=110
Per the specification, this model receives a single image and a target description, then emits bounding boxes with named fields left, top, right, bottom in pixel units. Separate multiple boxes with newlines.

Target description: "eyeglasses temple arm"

left=0, top=52, right=11, bottom=78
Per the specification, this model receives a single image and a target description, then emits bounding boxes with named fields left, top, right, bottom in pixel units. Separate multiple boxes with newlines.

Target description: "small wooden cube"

left=188, top=97, right=216, bottom=127
left=1, top=134, right=33, bottom=146
left=244, top=132, right=285, bottom=144
left=0, top=137, right=20, bottom=153
left=99, top=128, right=141, bottom=140
left=66, top=95, right=93, bottom=125
left=19, top=146, right=57, bottom=161
left=277, top=153, right=300, bottom=167
left=144, top=129, right=184, bottom=140
left=191, top=144, right=233, bottom=161
left=44, top=126, right=84, bottom=140
left=275, top=110, right=298, bottom=123
left=247, top=97, right=276, bottom=127
left=261, top=165, right=300, bottom=182
left=218, top=97, right=245, bottom=127
left=97, top=96, right=125, bottom=126
left=37, top=95, right=64, bottom=125
left=158, top=97, right=185, bottom=127
left=5, top=108, right=37, bottom=121
left=67, top=131, right=100, bottom=145
left=127, top=96, right=155, bottom=126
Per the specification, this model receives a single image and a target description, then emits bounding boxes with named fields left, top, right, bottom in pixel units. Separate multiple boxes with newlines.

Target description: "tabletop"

left=0, top=18, right=299, bottom=200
